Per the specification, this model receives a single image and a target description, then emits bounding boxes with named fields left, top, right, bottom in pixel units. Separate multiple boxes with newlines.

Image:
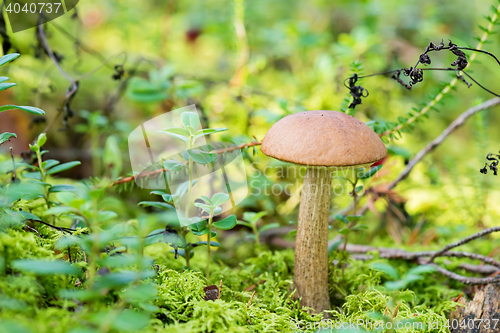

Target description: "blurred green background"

left=1, top=0, right=500, bottom=242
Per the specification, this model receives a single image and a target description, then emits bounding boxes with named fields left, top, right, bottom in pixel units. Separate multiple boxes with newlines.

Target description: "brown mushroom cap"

left=261, top=111, right=387, bottom=166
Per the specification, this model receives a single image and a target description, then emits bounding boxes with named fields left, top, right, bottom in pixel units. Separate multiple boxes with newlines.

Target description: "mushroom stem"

left=295, top=166, right=332, bottom=315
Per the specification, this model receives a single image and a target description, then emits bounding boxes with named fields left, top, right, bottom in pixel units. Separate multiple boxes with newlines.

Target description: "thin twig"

left=341, top=98, right=500, bottom=217
left=211, top=141, right=261, bottom=154
left=50, top=21, right=109, bottom=63
left=338, top=243, right=500, bottom=285
left=38, top=22, right=75, bottom=84
left=74, top=52, right=127, bottom=81
left=246, top=290, right=256, bottom=308
left=428, top=226, right=500, bottom=263
left=38, top=22, right=78, bottom=134
left=110, top=141, right=261, bottom=186
left=104, top=57, right=143, bottom=114
left=429, top=264, right=500, bottom=285
left=349, top=248, right=500, bottom=269
left=379, top=7, right=500, bottom=138
left=388, top=97, right=500, bottom=189
left=9, top=147, right=17, bottom=183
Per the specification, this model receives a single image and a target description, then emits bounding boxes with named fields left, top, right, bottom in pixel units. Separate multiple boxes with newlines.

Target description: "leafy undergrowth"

left=0, top=225, right=463, bottom=333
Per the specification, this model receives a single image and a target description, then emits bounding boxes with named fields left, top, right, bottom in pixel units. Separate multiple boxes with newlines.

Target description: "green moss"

left=0, top=227, right=466, bottom=333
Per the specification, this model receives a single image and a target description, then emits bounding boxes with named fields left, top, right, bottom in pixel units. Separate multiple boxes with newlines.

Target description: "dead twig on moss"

left=344, top=242, right=500, bottom=285
left=246, top=290, right=256, bottom=308
left=427, top=226, right=500, bottom=263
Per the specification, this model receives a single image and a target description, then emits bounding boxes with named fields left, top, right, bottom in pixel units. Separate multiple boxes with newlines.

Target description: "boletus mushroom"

left=261, top=111, right=387, bottom=314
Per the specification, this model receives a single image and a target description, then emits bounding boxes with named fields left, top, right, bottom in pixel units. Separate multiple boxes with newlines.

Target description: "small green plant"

left=192, top=192, right=237, bottom=280
left=367, top=262, right=437, bottom=332
left=151, top=111, right=227, bottom=267
left=237, top=211, right=279, bottom=251
left=26, top=133, right=81, bottom=210
left=0, top=53, right=45, bottom=148
left=332, top=165, right=383, bottom=257
left=159, top=111, right=227, bottom=216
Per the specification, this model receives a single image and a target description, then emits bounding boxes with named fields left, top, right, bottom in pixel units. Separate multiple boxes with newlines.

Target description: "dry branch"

left=110, top=141, right=261, bottom=186
left=340, top=97, right=500, bottom=217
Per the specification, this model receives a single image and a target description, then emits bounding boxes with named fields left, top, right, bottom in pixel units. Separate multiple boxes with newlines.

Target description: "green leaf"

left=55, top=235, right=82, bottom=249
left=48, top=185, right=79, bottom=193
left=95, top=270, right=156, bottom=289
left=23, top=171, right=42, bottom=180
left=358, top=165, right=383, bottom=179
left=163, top=159, right=184, bottom=171
left=43, top=206, right=76, bottom=216
left=193, top=128, right=228, bottom=139
left=406, top=265, right=436, bottom=276
left=46, top=161, right=81, bottom=175
left=37, top=133, right=47, bottom=147
left=236, top=220, right=252, bottom=228
left=98, top=211, right=118, bottom=222
left=199, top=195, right=212, bottom=205
left=112, top=310, right=150, bottom=331
left=0, top=76, right=10, bottom=83
left=213, top=215, right=237, bottom=230
left=195, top=241, right=221, bottom=247
left=338, top=228, right=350, bottom=235
left=0, top=82, right=16, bottom=92
left=126, top=77, right=169, bottom=102
left=1, top=183, right=45, bottom=205
left=189, top=220, right=207, bottom=231
left=211, top=193, right=230, bottom=207
left=369, top=262, right=399, bottom=280
left=150, top=190, right=176, bottom=204
left=0, top=132, right=16, bottom=146
left=58, top=289, right=101, bottom=301
left=19, top=211, right=42, bottom=221
left=366, top=311, right=389, bottom=321
left=352, top=224, right=368, bottom=231
left=385, top=280, right=408, bottom=291
left=194, top=202, right=212, bottom=213
left=150, top=190, right=169, bottom=196
left=0, top=53, right=20, bottom=66
left=158, top=129, right=189, bottom=143
left=258, top=222, right=280, bottom=233
left=181, top=112, right=200, bottom=130
left=249, top=211, right=268, bottom=224
left=121, top=284, right=157, bottom=303
left=333, top=214, right=348, bottom=224
left=103, top=135, right=122, bottom=178
left=174, top=249, right=194, bottom=259
left=42, top=159, right=60, bottom=170
left=187, top=149, right=217, bottom=164
left=138, top=201, right=175, bottom=211
left=144, top=229, right=164, bottom=246
left=403, top=274, right=424, bottom=284
left=163, top=127, right=191, bottom=139
left=0, top=105, right=45, bottom=115
left=191, top=229, right=216, bottom=237
left=0, top=296, right=28, bottom=311
left=346, top=215, right=363, bottom=223
left=11, top=259, right=81, bottom=275
left=328, top=240, right=343, bottom=253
